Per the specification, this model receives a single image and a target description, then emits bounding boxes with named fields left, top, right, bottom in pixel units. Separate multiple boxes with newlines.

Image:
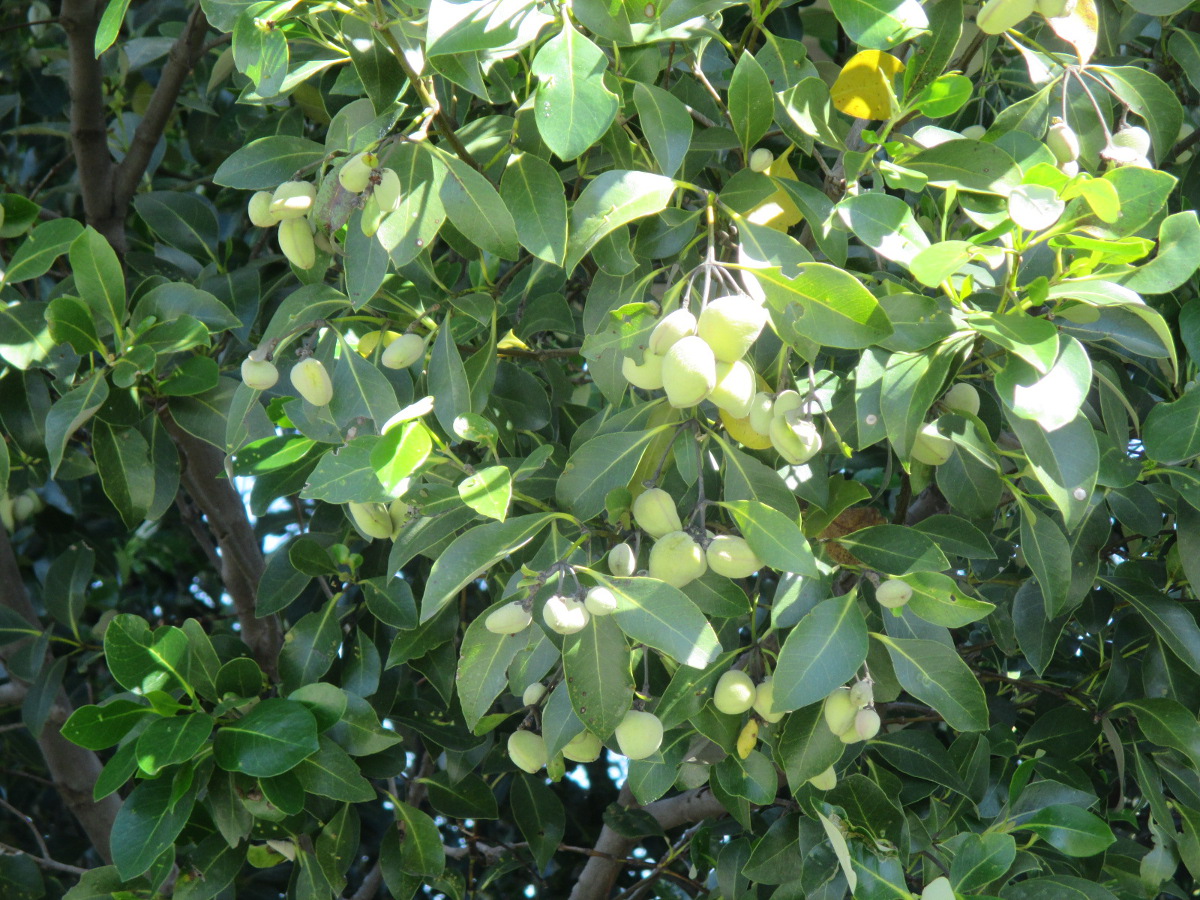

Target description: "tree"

left=2, top=0, right=1200, bottom=897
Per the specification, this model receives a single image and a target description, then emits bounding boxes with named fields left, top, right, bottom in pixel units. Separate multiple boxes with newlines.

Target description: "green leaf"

left=1000, top=876, right=1119, bottom=900
left=371, top=422, right=433, bottom=496
left=1008, top=413, right=1098, bottom=529
left=995, top=335, right=1091, bottom=431
left=393, top=801, right=446, bottom=877
left=774, top=703, right=844, bottom=791
left=904, top=140, right=1020, bottom=194
left=278, top=598, right=342, bottom=693
left=1094, top=65, right=1182, bottom=163
left=110, top=774, right=198, bottom=879
left=880, top=342, right=960, bottom=461
left=45, top=373, right=108, bottom=477
left=511, top=775, right=565, bottom=871
left=562, top=614, right=634, bottom=739
left=214, top=136, right=326, bottom=189
left=721, top=499, right=819, bottom=576
left=902, top=571, right=995, bottom=627
left=377, top=142, right=447, bottom=265
left=133, top=193, right=219, bottom=259
left=1019, top=505, right=1073, bottom=617
left=585, top=573, right=722, bottom=669
left=458, top=465, right=512, bottom=521
left=773, top=594, right=869, bottom=712
left=4, top=218, right=85, bottom=283
left=330, top=342, right=401, bottom=431
left=457, top=603, right=528, bottom=730
left=728, top=51, right=773, bottom=154
left=1019, top=805, right=1115, bottom=857
left=835, top=193, right=930, bottom=265
left=950, top=832, right=1016, bottom=893
left=61, top=699, right=151, bottom=751
left=1117, top=698, right=1200, bottom=771
left=434, top=149, right=520, bottom=259
left=500, top=152, right=568, bottom=265
left=135, top=713, right=213, bottom=776
left=104, top=614, right=190, bottom=695
left=531, top=19, right=619, bottom=161
left=1104, top=576, right=1200, bottom=676
left=420, top=513, right=557, bottom=622
left=565, top=170, right=677, bottom=271
left=871, top=730, right=970, bottom=795
left=830, top=0, right=928, bottom=49
left=743, top=812, right=805, bottom=884
left=93, top=421, right=156, bottom=528
left=296, top=736, right=375, bottom=802
left=69, top=227, right=125, bottom=338
left=428, top=316, right=473, bottom=436
left=836, top=524, right=950, bottom=575
left=1143, top=388, right=1200, bottom=464
left=301, top=438, right=391, bottom=503
left=1122, top=211, right=1200, bottom=294
left=967, top=312, right=1060, bottom=375
left=421, top=771, right=499, bottom=819
left=632, top=83, right=692, bottom=178
left=213, top=698, right=320, bottom=777
left=95, top=0, right=133, bottom=56
left=875, top=634, right=988, bottom=731
left=753, top=263, right=893, bottom=350
left=556, top=426, right=665, bottom=521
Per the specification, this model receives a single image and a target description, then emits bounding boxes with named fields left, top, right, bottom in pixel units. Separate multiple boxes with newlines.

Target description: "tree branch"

left=111, top=4, right=211, bottom=211
left=568, top=785, right=726, bottom=900
left=0, top=525, right=121, bottom=865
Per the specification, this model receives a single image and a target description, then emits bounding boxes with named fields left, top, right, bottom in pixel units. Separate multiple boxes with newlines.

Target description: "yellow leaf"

left=496, top=329, right=529, bottom=351
left=746, top=146, right=804, bottom=231
left=831, top=50, right=905, bottom=121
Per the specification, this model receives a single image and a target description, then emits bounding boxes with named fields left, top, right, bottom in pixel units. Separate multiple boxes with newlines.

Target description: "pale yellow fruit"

left=708, top=360, right=756, bottom=418
left=748, top=392, right=775, bottom=435
left=608, top=542, right=637, bottom=577
left=824, top=688, right=857, bottom=736
left=290, top=357, right=333, bottom=406
left=976, top=0, right=1035, bottom=34
left=661, top=336, right=716, bottom=407
left=241, top=357, right=279, bottom=390
left=338, top=151, right=378, bottom=194
left=614, top=709, right=663, bottom=759
left=808, top=766, right=837, bottom=790
left=876, top=579, right=913, bottom=609
left=562, top=730, right=603, bottom=763
left=622, top=350, right=665, bottom=391
left=278, top=217, right=316, bottom=269
left=752, top=677, right=785, bottom=723
left=772, top=389, right=802, bottom=419
left=848, top=679, right=874, bottom=709
left=649, top=308, right=697, bottom=355
left=356, top=330, right=400, bottom=357
left=921, top=876, right=956, bottom=900
left=381, top=333, right=425, bottom=370
left=719, top=408, right=774, bottom=450
left=1112, top=126, right=1151, bottom=158
left=749, top=148, right=774, bottom=172
left=522, top=683, right=547, bottom=706
left=696, top=295, right=768, bottom=363
left=1059, top=160, right=1080, bottom=177
left=360, top=194, right=384, bottom=237
left=706, top=535, right=762, bottom=579
left=632, top=488, right=681, bottom=539
left=388, top=498, right=415, bottom=536
left=584, top=586, right=619, bottom=616
left=648, top=531, right=707, bottom=588
left=855, top=707, right=881, bottom=741
left=348, top=501, right=393, bottom=540
left=942, top=382, right=980, bottom=416
left=269, top=181, right=316, bottom=219
left=543, top=594, right=590, bottom=634
left=485, top=601, right=532, bottom=635
left=736, top=718, right=759, bottom=759
left=770, top=412, right=822, bottom=465
left=961, top=124, right=987, bottom=141
left=373, top=167, right=403, bottom=212
left=507, top=730, right=548, bottom=773
left=248, top=191, right=279, bottom=227
left=911, top=421, right=954, bottom=466
left=1046, top=121, right=1080, bottom=164
left=11, top=492, right=37, bottom=522
left=713, top=669, right=757, bottom=715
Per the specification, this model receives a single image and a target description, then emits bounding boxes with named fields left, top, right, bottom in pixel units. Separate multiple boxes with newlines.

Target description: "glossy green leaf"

left=773, top=594, right=868, bottom=712
left=213, top=699, right=320, bottom=777
left=531, top=19, right=618, bottom=161
left=562, top=614, right=634, bottom=739
left=876, top=634, right=988, bottom=731
left=586, top=572, right=722, bottom=669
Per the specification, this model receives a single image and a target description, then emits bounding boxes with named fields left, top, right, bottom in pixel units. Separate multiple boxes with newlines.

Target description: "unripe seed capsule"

left=752, top=678, right=785, bottom=723
left=748, top=392, right=775, bottom=435
left=749, top=148, right=774, bottom=172
left=388, top=498, right=415, bottom=537
left=507, top=730, right=548, bottom=773
left=876, top=579, right=913, bottom=609
left=248, top=191, right=279, bottom=227
left=824, top=688, right=857, bottom=736
left=1046, top=121, right=1081, bottom=164
left=648, top=530, right=707, bottom=588
left=485, top=601, right=532, bottom=635
left=1112, top=125, right=1151, bottom=157
left=696, top=295, right=768, bottom=363
left=632, top=488, right=681, bottom=539
left=338, top=151, right=378, bottom=194
left=543, top=594, right=590, bottom=634
left=584, top=586, right=619, bottom=616
left=278, top=217, right=316, bottom=269
left=976, top=0, right=1035, bottom=34
left=373, top=168, right=403, bottom=212
left=290, top=357, right=333, bottom=406
left=706, top=535, right=762, bottom=579
left=649, top=308, right=697, bottom=355
left=381, top=333, right=425, bottom=370
left=522, top=683, right=547, bottom=706
left=622, top=350, right=665, bottom=391
left=661, top=336, right=716, bottom=407
left=615, top=709, right=663, bottom=759
left=241, top=357, right=279, bottom=391
left=772, top=389, right=803, bottom=419
left=942, top=382, right=980, bottom=416
left=713, top=669, right=757, bottom=715
left=848, top=679, right=874, bottom=708
left=562, top=730, right=603, bottom=763
left=269, top=181, right=316, bottom=219
left=348, top=501, right=393, bottom=540
left=854, top=707, right=881, bottom=741
left=961, top=124, right=987, bottom=140
left=808, top=766, right=837, bottom=790
left=360, top=194, right=385, bottom=238
left=708, top=360, right=756, bottom=419
left=770, top=412, right=822, bottom=465
left=608, top=542, right=636, bottom=577
left=911, top=421, right=954, bottom=466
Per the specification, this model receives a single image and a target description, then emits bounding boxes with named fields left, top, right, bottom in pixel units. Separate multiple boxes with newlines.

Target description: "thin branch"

left=0, top=795, right=53, bottom=862
left=0, top=841, right=90, bottom=877
left=0, top=17, right=58, bottom=35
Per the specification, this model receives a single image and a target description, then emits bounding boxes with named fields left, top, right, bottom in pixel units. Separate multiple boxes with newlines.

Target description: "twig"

left=0, top=840, right=89, bottom=877
left=0, top=795, right=52, bottom=862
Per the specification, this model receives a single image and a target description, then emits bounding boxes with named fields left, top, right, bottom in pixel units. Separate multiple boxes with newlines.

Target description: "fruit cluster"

left=823, top=679, right=880, bottom=744
left=247, top=180, right=319, bottom=269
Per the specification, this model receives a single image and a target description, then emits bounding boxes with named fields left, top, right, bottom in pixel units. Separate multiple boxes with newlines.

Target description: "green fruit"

left=976, top=0, right=1035, bottom=34
left=824, top=688, right=857, bottom=736
left=348, top=501, right=393, bottom=540
left=373, top=167, right=402, bottom=212
left=543, top=594, right=590, bottom=634
left=608, top=542, right=637, bottom=577
left=615, top=709, right=663, bottom=759
left=360, top=194, right=385, bottom=237
left=388, top=498, right=415, bottom=536
left=661, top=336, right=716, bottom=407
left=648, top=530, right=707, bottom=588
left=290, top=357, right=333, bottom=406
left=522, top=683, right=546, bottom=706
left=563, top=730, right=604, bottom=763
left=808, top=766, right=837, bottom=790
left=278, top=217, right=316, bottom=269
left=876, top=579, right=913, bottom=609
left=772, top=389, right=803, bottom=419
left=485, top=601, right=532, bottom=635
left=632, top=488, right=681, bottom=538
left=241, top=356, right=279, bottom=390
left=696, top=295, right=768, bottom=362
left=584, top=586, right=618, bottom=616
left=749, top=148, right=774, bottom=172
left=713, top=669, right=757, bottom=715
left=649, top=308, right=697, bottom=355
left=269, top=180, right=316, bottom=219
left=248, top=190, right=279, bottom=227
left=622, top=350, right=665, bottom=391
left=11, top=492, right=37, bottom=522
left=911, top=421, right=954, bottom=466
left=706, top=535, right=762, bottom=579
left=1112, top=125, right=1151, bottom=157
left=338, top=151, right=378, bottom=193
left=1046, top=121, right=1080, bottom=164
left=381, top=333, right=425, bottom=370
left=854, top=707, right=881, bottom=741
left=770, top=412, right=823, bottom=465
left=942, top=382, right=980, bottom=416
left=752, top=677, right=785, bottom=723
left=961, top=124, right=987, bottom=141
left=848, top=679, right=874, bottom=709
left=708, top=360, right=756, bottom=418
left=507, top=730, right=548, bottom=773
left=748, top=392, right=774, bottom=435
